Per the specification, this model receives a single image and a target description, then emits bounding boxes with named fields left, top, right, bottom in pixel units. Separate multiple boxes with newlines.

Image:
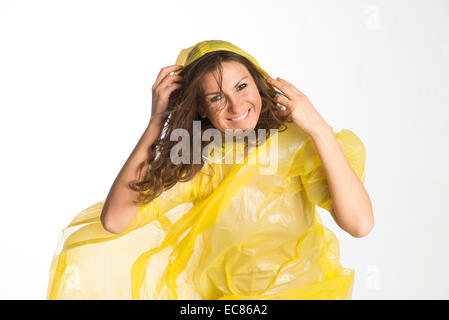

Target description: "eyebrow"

left=204, top=76, right=248, bottom=96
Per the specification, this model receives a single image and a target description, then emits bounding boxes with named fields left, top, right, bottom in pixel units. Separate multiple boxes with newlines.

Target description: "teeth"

left=231, top=109, right=249, bottom=121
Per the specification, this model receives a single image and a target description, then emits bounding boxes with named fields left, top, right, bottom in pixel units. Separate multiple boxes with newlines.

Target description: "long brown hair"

left=129, top=50, right=293, bottom=206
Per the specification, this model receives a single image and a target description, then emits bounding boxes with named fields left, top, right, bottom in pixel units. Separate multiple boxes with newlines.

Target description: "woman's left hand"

left=267, top=77, right=329, bottom=137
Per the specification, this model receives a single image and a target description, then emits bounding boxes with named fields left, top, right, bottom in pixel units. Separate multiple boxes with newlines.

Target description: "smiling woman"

left=198, top=63, right=262, bottom=132
left=124, top=47, right=290, bottom=209
left=47, top=40, right=370, bottom=300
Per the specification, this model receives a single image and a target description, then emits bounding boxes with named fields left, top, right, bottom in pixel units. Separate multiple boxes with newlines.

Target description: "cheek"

left=247, top=89, right=260, bottom=101
left=248, top=90, right=262, bottom=112
left=208, top=109, right=227, bottom=128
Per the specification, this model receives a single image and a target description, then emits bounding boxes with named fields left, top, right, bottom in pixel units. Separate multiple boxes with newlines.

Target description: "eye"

left=210, top=95, right=221, bottom=103
left=209, top=83, right=247, bottom=103
left=238, top=83, right=247, bottom=90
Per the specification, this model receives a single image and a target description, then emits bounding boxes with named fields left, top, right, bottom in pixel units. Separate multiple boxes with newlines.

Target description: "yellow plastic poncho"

left=46, top=40, right=367, bottom=300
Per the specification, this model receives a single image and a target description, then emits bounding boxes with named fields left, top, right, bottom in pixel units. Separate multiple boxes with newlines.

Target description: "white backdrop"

left=0, top=0, right=448, bottom=299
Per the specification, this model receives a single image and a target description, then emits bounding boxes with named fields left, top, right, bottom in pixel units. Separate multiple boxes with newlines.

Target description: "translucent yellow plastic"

left=174, top=39, right=271, bottom=80
left=46, top=121, right=366, bottom=300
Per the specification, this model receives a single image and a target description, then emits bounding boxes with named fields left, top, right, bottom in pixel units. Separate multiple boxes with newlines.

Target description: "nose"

left=225, top=94, right=244, bottom=115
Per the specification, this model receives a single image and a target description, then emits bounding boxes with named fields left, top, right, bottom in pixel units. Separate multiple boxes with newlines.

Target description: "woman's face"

left=199, top=61, right=262, bottom=133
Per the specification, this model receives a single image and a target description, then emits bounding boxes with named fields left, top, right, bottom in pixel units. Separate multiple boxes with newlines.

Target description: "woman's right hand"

left=150, top=65, right=184, bottom=126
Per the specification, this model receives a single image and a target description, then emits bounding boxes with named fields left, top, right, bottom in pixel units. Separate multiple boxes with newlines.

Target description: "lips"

left=229, top=108, right=250, bottom=122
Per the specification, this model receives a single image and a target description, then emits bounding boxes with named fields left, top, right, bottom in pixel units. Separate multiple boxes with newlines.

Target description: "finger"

left=166, top=81, right=182, bottom=88
left=273, top=101, right=289, bottom=118
left=277, top=77, right=306, bottom=96
left=154, top=66, right=183, bottom=89
left=165, top=74, right=184, bottom=88
left=153, top=65, right=183, bottom=89
left=267, top=77, right=292, bottom=99
left=274, top=94, right=292, bottom=109
left=276, top=77, right=292, bottom=87
left=275, top=90, right=288, bottom=100
left=155, top=74, right=183, bottom=91
left=160, top=82, right=182, bottom=100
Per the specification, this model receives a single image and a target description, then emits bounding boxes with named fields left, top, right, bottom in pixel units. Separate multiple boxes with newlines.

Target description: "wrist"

left=148, top=117, right=164, bottom=129
left=309, top=120, right=333, bottom=142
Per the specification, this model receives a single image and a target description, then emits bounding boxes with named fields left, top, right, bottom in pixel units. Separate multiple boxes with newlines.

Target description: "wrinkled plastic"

left=46, top=121, right=366, bottom=300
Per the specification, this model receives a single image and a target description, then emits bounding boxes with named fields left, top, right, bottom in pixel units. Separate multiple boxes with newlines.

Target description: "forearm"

left=100, top=120, right=163, bottom=234
left=309, top=123, right=374, bottom=237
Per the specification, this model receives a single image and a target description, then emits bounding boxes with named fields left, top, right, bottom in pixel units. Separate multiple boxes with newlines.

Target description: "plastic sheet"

left=46, top=121, right=366, bottom=299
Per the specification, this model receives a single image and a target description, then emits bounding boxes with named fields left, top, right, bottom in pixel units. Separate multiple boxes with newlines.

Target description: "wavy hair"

left=129, top=50, right=293, bottom=206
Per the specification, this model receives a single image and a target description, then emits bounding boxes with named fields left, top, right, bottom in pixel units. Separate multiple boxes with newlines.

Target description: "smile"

left=229, top=108, right=250, bottom=122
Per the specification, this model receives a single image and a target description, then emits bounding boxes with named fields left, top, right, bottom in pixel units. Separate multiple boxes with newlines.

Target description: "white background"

left=0, top=0, right=448, bottom=299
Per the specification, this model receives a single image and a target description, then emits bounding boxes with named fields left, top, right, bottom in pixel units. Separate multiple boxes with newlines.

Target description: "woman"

left=47, top=40, right=373, bottom=300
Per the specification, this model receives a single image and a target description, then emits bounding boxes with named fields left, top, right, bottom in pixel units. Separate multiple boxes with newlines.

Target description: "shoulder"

left=334, top=129, right=366, bottom=155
